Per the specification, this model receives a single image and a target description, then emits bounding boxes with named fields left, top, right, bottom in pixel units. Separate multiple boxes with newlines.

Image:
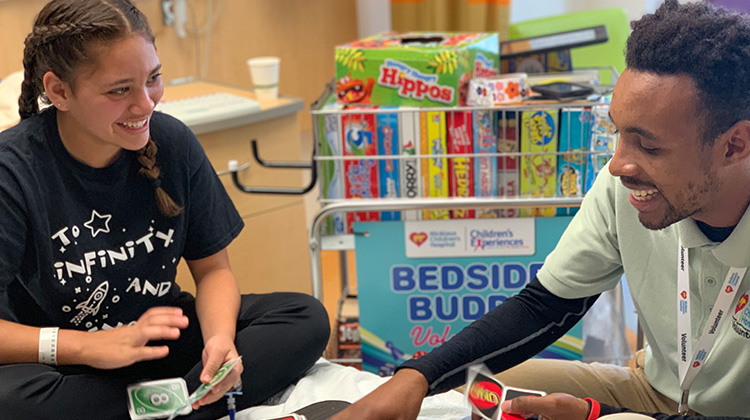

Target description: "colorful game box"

left=556, top=107, right=591, bottom=216
left=422, top=111, right=449, bottom=220
left=497, top=111, right=520, bottom=218
left=317, top=101, right=346, bottom=235
left=519, top=109, right=559, bottom=217
left=466, top=73, right=529, bottom=107
left=472, top=110, right=499, bottom=219
left=446, top=111, right=475, bottom=219
left=342, top=109, right=380, bottom=231
left=335, top=32, right=499, bottom=107
left=398, top=108, right=422, bottom=221
left=585, top=105, right=617, bottom=192
left=376, top=107, right=401, bottom=221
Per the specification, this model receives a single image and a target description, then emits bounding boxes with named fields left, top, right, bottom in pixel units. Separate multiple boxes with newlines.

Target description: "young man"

left=332, top=1, right=750, bottom=419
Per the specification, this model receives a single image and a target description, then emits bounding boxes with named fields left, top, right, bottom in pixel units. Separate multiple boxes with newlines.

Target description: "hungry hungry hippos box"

left=335, top=32, right=499, bottom=107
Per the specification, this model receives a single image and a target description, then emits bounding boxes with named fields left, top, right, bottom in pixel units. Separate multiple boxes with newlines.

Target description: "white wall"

left=356, top=0, right=391, bottom=38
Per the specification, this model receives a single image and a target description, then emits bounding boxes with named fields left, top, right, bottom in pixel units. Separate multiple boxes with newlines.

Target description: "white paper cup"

left=247, top=56, right=280, bottom=100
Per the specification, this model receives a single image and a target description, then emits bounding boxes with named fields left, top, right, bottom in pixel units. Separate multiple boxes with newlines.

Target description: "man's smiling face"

left=607, top=68, right=723, bottom=230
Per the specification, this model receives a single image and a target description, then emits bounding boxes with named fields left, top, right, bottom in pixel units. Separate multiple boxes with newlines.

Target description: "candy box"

left=335, top=32, right=499, bottom=107
left=466, top=73, right=529, bottom=107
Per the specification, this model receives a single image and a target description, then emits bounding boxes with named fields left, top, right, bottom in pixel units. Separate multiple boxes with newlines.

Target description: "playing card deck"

left=127, top=357, right=243, bottom=420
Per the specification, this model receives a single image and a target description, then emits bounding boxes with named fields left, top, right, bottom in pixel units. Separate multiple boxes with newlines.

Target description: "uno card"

left=465, top=365, right=504, bottom=420
left=503, top=387, right=546, bottom=401
left=165, top=357, right=243, bottom=420
left=187, top=356, right=243, bottom=405
left=127, top=378, right=191, bottom=420
left=465, top=364, right=545, bottom=420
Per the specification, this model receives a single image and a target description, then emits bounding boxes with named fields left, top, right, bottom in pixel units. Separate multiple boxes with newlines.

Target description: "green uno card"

left=127, top=378, right=191, bottom=420
left=187, top=356, right=243, bottom=405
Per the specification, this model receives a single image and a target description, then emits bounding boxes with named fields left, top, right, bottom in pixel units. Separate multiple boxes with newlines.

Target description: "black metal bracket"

left=231, top=139, right=317, bottom=195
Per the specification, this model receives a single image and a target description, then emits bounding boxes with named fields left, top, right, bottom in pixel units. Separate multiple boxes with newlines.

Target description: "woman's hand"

left=500, top=393, right=590, bottom=420
left=191, top=334, right=243, bottom=410
left=71, top=306, right=188, bottom=369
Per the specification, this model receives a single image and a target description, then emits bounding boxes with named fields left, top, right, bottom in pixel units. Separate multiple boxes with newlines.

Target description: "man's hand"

left=500, top=393, right=590, bottom=420
left=71, top=307, right=189, bottom=369
left=191, top=335, right=242, bottom=409
left=330, top=368, right=429, bottom=420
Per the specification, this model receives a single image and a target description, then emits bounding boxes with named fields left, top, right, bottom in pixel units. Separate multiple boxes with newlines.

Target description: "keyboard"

left=155, top=92, right=261, bottom=127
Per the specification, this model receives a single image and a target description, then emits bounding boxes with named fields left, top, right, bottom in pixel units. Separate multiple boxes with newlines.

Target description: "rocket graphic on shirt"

left=70, top=281, right=109, bottom=326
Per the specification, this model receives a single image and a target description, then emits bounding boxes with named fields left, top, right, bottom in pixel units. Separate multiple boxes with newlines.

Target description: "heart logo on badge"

left=681, top=291, right=688, bottom=299
left=410, top=232, right=427, bottom=247
left=726, top=285, right=734, bottom=293
left=736, top=294, right=748, bottom=314
left=693, top=361, right=701, bottom=368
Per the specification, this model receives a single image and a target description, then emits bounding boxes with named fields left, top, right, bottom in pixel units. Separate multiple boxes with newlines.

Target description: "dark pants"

left=0, top=292, right=330, bottom=420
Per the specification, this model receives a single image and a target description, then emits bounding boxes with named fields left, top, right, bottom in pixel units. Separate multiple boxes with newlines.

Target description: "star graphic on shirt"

left=84, top=210, right=112, bottom=238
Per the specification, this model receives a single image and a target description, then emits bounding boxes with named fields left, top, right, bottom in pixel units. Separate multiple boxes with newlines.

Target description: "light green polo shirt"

left=538, top=164, right=750, bottom=416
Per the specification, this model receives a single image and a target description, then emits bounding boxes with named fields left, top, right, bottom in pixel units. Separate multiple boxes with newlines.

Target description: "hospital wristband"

left=584, top=398, right=601, bottom=420
left=38, top=327, right=59, bottom=365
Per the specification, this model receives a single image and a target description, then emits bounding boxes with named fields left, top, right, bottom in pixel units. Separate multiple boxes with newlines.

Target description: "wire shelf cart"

left=307, top=90, right=631, bottom=368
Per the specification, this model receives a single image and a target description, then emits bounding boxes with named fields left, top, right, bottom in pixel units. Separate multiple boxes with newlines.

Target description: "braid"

left=18, top=33, right=42, bottom=119
left=136, top=139, right=183, bottom=217
left=19, top=0, right=155, bottom=119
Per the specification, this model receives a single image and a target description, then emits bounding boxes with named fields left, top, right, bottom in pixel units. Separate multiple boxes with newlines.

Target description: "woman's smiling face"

left=54, top=35, right=163, bottom=168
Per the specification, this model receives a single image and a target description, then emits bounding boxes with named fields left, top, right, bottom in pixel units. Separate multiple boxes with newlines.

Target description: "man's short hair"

left=626, top=0, right=750, bottom=144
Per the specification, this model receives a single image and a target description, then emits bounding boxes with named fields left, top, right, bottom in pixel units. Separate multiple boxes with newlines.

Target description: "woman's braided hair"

left=20, top=0, right=182, bottom=217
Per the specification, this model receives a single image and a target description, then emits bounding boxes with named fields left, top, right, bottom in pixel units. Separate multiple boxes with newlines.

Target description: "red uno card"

left=465, top=364, right=545, bottom=420
left=465, top=366, right=503, bottom=420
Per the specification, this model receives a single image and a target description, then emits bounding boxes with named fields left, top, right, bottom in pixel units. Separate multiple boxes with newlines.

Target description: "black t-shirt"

left=0, top=108, right=243, bottom=330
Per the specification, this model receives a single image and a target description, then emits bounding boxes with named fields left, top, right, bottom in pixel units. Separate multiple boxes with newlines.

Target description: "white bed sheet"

left=225, top=358, right=470, bottom=420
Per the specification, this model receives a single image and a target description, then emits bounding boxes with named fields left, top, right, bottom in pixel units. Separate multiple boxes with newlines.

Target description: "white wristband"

left=38, top=327, right=59, bottom=365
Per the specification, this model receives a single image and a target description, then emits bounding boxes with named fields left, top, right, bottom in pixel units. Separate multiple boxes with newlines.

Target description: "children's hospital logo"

left=409, top=232, right=428, bottom=247
left=731, top=293, right=750, bottom=339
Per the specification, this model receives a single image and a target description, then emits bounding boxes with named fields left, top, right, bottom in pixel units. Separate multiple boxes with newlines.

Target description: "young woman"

left=0, top=1, right=329, bottom=418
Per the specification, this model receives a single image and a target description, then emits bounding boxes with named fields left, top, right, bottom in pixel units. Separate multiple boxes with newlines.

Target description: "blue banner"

left=354, top=218, right=581, bottom=376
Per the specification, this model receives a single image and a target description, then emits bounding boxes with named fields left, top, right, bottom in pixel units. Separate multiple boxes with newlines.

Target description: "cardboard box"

left=472, top=110, right=499, bottom=219
left=335, top=32, right=499, bottom=107
left=422, top=111, right=450, bottom=220
left=557, top=108, right=591, bottom=216
left=398, top=109, right=423, bottom=221
left=519, top=109, right=559, bottom=217
left=447, top=111, right=475, bottom=219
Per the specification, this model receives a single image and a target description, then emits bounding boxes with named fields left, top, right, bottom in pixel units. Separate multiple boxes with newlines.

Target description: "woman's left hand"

left=192, top=334, right=243, bottom=409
